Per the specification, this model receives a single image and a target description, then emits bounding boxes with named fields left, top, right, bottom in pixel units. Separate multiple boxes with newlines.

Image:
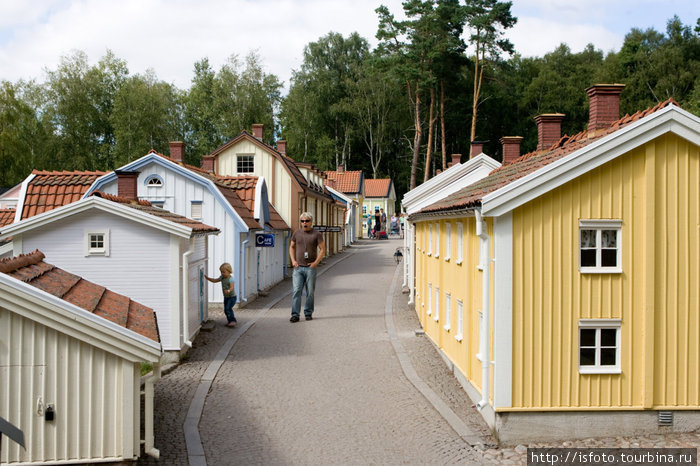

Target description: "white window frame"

left=579, top=219, right=622, bottom=273
left=455, top=299, right=463, bottom=341
left=145, top=175, right=163, bottom=187
left=434, top=223, right=440, bottom=258
left=191, top=201, right=203, bottom=219
left=444, top=293, right=451, bottom=331
left=433, top=287, right=440, bottom=322
left=237, top=154, right=255, bottom=173
left=456, top=222, right=463, bottom=264
left=427, top=224, right=433, bottom=256
left=427, top=283, right=432, bottom=315
left=85, top=229, right=109, bottom=257
left=445, top=223, right=451, bottom=261
left=578, top=319, right=621, bottom=374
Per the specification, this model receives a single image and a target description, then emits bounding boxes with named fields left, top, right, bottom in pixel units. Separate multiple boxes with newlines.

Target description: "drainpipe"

left=283, top=232, right=289, bottom=277
left=181, top=238, right=195, bottom=348
left=240, top=232, right=250, bottom=303
left=142, top=362, right=162, bottom=458
left=475, top=209, right=491, bottom=410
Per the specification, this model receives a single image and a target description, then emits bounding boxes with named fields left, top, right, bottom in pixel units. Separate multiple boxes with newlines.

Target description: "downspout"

left=475, top=209, right=491, bottom=410
left=283, top=232, right=289, bottom=277
left=181, top=237, right=195, bottom=348
left=142, top=362, right=162, bottom=458
left=240, top=232, right=250, bottom=303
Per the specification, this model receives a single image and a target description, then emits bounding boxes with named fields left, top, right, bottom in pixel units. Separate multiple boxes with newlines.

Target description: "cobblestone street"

left=139, top=239, right=700, bottom=465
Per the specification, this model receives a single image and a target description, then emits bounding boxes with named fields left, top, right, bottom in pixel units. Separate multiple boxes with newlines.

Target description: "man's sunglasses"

left=300, top=220, right=310, bottom=223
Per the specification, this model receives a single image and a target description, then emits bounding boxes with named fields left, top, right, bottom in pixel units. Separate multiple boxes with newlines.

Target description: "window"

left=435, top=223, right=440, bottom=258
left=456, top=222, right=463, bottom=264
left=191, top=201, right=203, bottom=219
left=151, top=201, right=165, bottom=209
left=85, top=230, right=109, bottom=256
left=427, top=283, right=432, bottom=315
left=579, top=220, right=622, bottom=273
left=427, top=224, right=433, bottom=256
left=145, top=175, right=163, bottom=187
left=445, top=223, right=451, bottom=261
left=434, top=287, right=440, bottom=322
left=237, top=155, right=254, bottom=173
left=444, top=293, right=451, bottom=331
left=455, top=300, right=463, bottom=341
left=579, top=320, right=621, bottom=374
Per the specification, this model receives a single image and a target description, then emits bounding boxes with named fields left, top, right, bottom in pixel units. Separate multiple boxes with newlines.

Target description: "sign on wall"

left=255, top=233, right=275, bottom=247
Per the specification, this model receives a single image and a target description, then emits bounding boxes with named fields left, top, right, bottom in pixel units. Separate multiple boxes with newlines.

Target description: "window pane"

left=601, top=230, right=617, bottom=248
left=581, top=230, right=596, bottom=247
left=601, top=249, right=617, bottom=267
left=581, top=249, right=596, bottom=267
left=580, top=328, right=596, bottom=346
left=600, top=329, right=617, bottom=346
left=580, top=348, right=596, bottom=365
left=600, top=348, right=616, bottom=365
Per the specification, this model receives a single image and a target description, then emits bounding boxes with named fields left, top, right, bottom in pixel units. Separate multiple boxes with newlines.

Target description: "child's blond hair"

left=219, top=263, right=233, bottom=274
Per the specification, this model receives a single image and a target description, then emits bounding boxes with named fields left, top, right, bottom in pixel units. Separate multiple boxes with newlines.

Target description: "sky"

left=0, top=0, right=697, bottom=92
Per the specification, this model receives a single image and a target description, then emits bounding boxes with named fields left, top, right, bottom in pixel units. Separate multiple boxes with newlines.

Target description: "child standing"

left=205, top=263, right=237, bottom=327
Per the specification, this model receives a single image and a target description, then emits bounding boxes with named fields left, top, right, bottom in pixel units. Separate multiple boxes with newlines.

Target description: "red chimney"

left=252, top=124, right=264, bottom=140
left=449, top=154, right=462, bottom=167
left=535, top=113, right=565, bottom=150
left=500, top=136, right=523, bottom=164
left=201, top=156, right=214, bottom=172
left=169, top=141, right=185, bottom=163
left=277, top=140, right=286, bottom=154
left=115, top=170, right=139, bottom=200
left=337, top=165, right=344, bottom=173
left=586, top=84, right=625, bottom=131
left=470, top=141, right=485, bottom=158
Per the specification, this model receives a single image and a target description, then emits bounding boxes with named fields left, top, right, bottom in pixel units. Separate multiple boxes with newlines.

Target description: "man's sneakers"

left=305, top=315, right=313, bottom=321
left=289, top=315, right=300, bottom=323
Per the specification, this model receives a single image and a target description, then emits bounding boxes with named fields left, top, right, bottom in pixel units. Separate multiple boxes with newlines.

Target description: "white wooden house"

left=86, top=147, right=289, bottom=303
left=1, top=250, right=162, bottom=464
left=0, top=189, right=219, bottom=360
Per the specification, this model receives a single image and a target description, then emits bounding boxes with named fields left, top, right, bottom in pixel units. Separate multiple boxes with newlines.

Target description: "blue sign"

left=255, top=233, right=275, bottom=247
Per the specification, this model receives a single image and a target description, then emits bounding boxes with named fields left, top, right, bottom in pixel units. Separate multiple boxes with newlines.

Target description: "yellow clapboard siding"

left=511, top=134, right=700, bottom=410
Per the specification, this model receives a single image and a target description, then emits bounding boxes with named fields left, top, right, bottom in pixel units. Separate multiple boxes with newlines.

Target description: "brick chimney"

left=448, top=154, right=462, bottom=167
left=201, top=156, right=214, bottom=172
left=277, top=140, right=286, bottom=154
left=470, top=141, right=485, bottom=158
left=252, top=124, right=264, bottom=140
left=169, top=141, right=185, bottom=163
left=500, top=136, right=523, bottom=164
left=115, top=170, right=139, bottom=200
left=586, top=84, right=625, bottom=131
left=535, top=113, right=565, bottom=150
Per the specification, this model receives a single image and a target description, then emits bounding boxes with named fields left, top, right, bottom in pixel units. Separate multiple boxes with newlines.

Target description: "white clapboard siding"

left=18, top=210, right=178, bottom=349
left=0, top=309, right=139, bottom=463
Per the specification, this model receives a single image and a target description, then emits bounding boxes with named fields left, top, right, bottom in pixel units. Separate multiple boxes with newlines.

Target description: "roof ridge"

left=92, top=191, right=152, bottom=206
left=0, top=249, right=46, bottom=274
left=31, top=170, right=108, bottom=176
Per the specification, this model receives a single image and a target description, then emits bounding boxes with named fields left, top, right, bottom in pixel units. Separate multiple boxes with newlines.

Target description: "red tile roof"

left=91, top=192, right=220, bottom=234
left=216, top=176, right=289, bottom=230
left=324, top=170, right=363, bottom=194
left=0, top=250, right=160, bottom=342
left=21, top=170, right=107, bottom=220
left=0, top=209, right=15, bottom=227
left=364, top=178, right=393, bottom=198
left=422, top=99, right=678, bottom=214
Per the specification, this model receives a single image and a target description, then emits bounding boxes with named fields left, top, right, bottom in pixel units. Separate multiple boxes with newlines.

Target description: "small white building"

left=86, top=147, right=289, bottom=304
left=0, top=188, right=219, bottom=359
left=0, top=250, right=162, bottom=464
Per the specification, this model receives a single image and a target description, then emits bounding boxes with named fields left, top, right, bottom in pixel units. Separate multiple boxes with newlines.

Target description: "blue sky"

left=0, top=0, right=697, bottom=91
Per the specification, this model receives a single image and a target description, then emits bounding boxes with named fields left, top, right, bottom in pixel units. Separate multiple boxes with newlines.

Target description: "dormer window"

left=145, top=175, right=163, bottom=187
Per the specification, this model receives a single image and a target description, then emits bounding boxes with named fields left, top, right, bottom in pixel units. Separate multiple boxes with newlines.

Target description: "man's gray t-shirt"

left=292, top=228, right=324, bottom=266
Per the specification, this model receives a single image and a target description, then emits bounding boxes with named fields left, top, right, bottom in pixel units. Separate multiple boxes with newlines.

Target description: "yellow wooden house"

left=410, top=84, right=700, bottom=444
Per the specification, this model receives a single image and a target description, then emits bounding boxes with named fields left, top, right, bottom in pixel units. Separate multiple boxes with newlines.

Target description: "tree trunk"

left=424, top=86, right=436, bottom=183
left=440, top=79, right=447, bottom=170
left=410, top=88, right=422, bottom=190
left=470, top=42, right=483, bottom=157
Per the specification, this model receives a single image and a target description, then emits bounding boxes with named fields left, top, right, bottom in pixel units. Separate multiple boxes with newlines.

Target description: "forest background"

left=1, top=0, right=698, bottom=199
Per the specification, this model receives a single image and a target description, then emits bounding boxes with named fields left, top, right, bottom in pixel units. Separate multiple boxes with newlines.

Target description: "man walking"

left=289, top=212, right=326, bottom=322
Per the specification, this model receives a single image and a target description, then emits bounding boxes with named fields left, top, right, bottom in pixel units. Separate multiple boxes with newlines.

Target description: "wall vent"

left=658, top=411, right=673, bottom=426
